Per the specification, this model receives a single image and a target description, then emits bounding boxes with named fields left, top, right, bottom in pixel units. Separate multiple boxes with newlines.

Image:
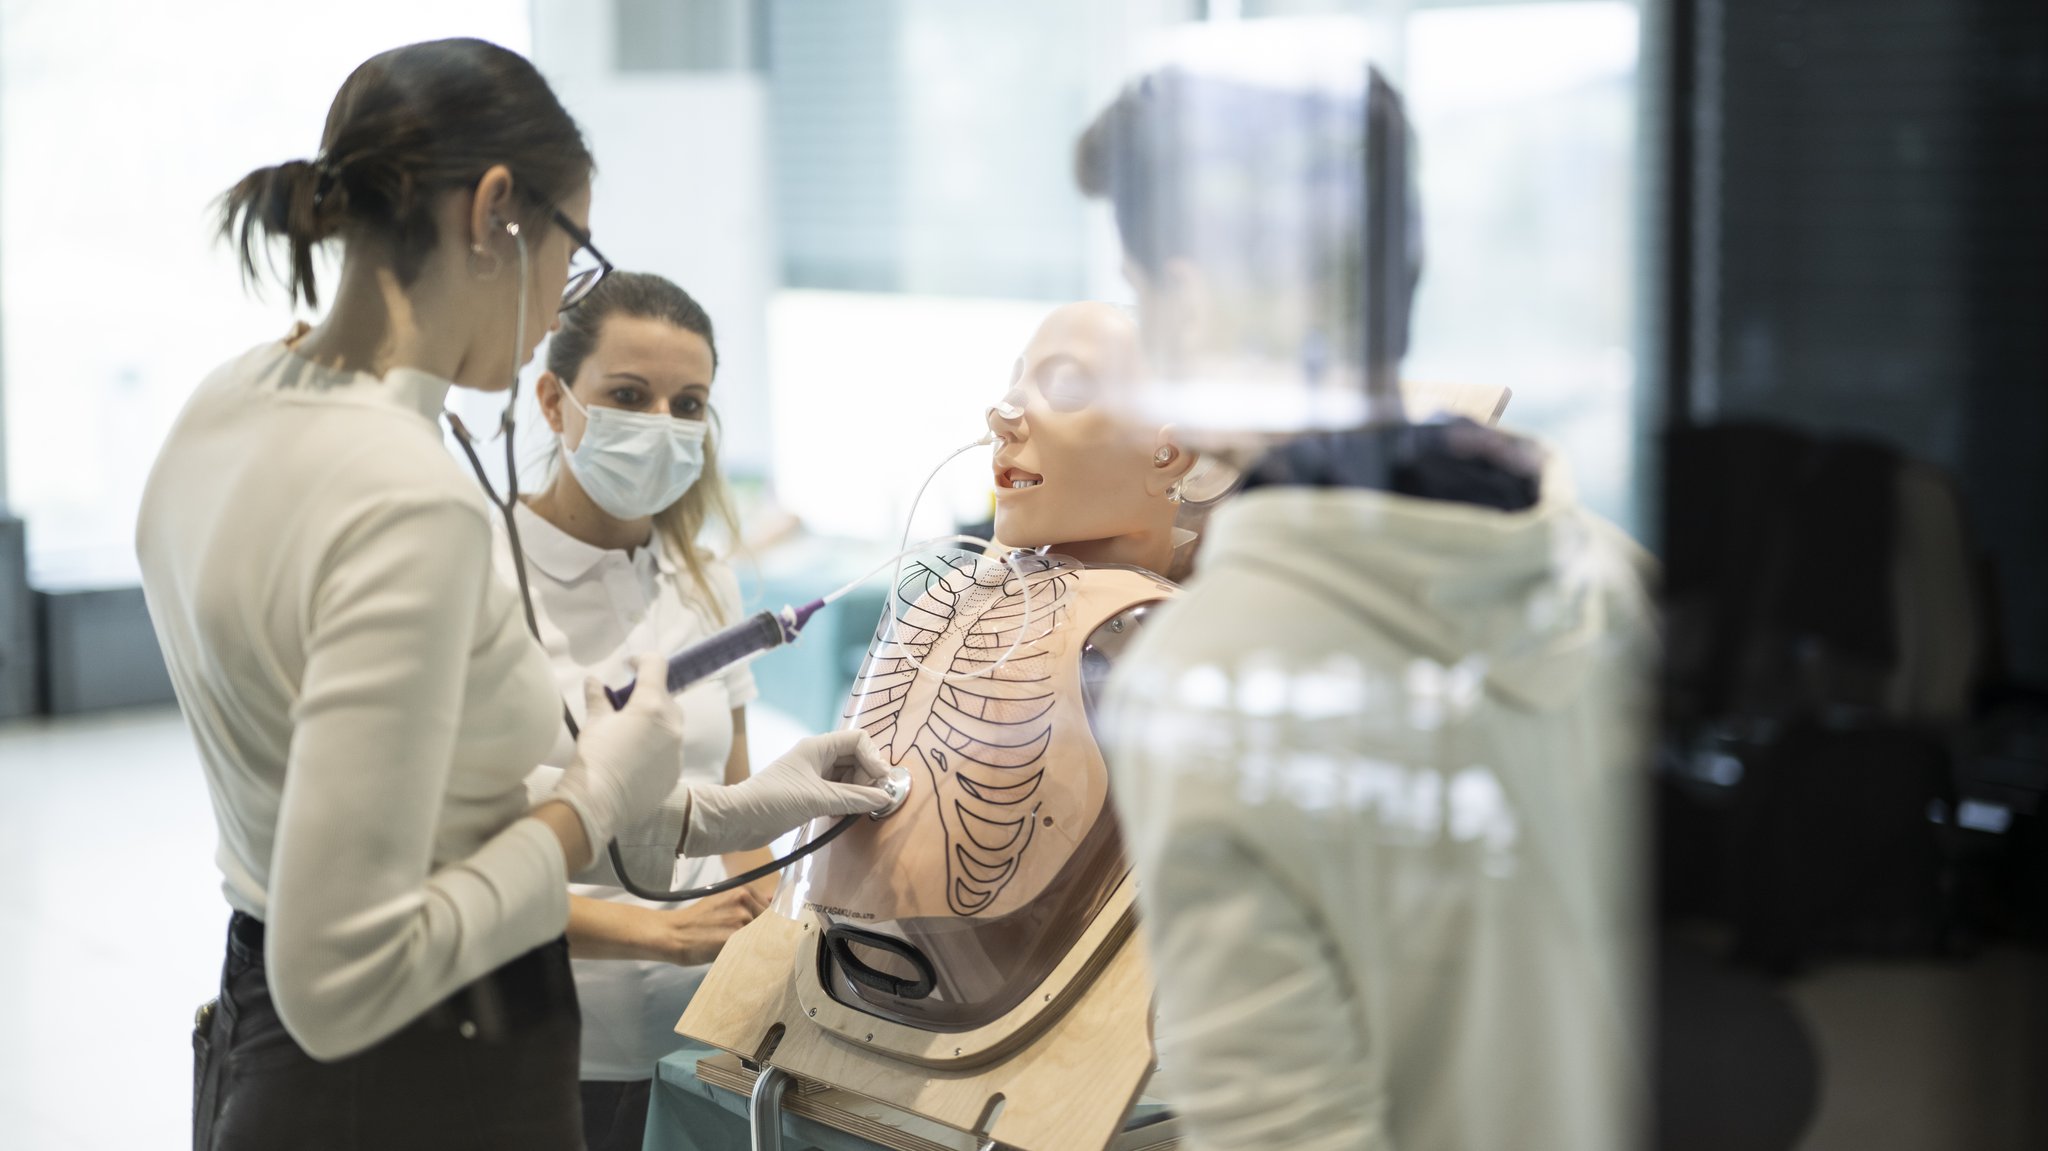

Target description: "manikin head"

left=987, top=302, right=1197, bottom=577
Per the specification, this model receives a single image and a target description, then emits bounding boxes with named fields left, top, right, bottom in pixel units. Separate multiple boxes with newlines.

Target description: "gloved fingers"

left=582, top=674, right=611, bottom=718
left=794, top=729, right=890, bottom=784
left=621, top=653, right=686, bottom=734
left=843, top=731, right=891, bottom=784
left=624, top=653, right=672, bottom=712
left=812, top=781, right=895, bottom=817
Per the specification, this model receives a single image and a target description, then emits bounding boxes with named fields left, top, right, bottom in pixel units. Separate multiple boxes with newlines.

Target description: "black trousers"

left=579, top=1079, right=654, bottom=1151
left=193, top=912, right=585, bottom=1150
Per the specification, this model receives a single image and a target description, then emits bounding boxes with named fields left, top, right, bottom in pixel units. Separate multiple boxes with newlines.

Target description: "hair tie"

left=311, top=159, right=339, bottom=208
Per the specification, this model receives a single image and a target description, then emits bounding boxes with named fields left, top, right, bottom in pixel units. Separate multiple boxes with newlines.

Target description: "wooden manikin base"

left=692, top=1053, right=1183, bottom=1151
left=789, top=880, right=1140, bottom=1070
left=677, top=898, right=1158, bottom=1151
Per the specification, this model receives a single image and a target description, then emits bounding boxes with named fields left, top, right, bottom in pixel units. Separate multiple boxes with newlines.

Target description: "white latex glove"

left=682, top=729, right=894, bottom=857
left=553, top=653, right=686, bottom=856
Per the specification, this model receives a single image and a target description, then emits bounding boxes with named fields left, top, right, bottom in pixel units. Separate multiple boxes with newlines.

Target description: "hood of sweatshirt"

left=1197, top=446, right=1649, bottom=712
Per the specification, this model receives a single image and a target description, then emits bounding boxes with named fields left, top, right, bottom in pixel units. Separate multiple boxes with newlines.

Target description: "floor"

left=3, top=708, right=2044, bottom=1150
left=1786, top=948, right=2048, bottom=1151
left=0, top=702, right=817, bottom=1151
left=0, top=707, right=222, bottom=1151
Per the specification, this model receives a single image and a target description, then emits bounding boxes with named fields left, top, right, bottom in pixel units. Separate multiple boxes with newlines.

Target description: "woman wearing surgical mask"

left=137, top=41, right=891, bottom=1150
left=493, top=272, right=779, bottom=1151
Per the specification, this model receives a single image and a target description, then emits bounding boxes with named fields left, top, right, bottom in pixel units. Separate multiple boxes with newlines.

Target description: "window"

left=759, top=2, right=1644, bottom=538
left=2, top=0, right=1645, bottom=580
left=1401, top=2, right=1642, bottom=529
left=767, top=0, right=1117, bottom=300
left=0, top=0, right=531, bottom=586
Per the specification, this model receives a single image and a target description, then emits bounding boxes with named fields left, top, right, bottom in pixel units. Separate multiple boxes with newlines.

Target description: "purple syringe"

left=602, top=526, right=1019, bottom=712
left=604, top=598, right=827, bottom=710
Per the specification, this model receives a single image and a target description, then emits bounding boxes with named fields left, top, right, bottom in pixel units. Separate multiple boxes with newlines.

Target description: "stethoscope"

left=446, top=223, right=1053, bottom=904
left=444, top=221, right=859, bottom=904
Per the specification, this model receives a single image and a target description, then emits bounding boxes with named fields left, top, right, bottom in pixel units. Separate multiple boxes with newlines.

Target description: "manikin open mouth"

left=997, top=467, right=1044, bottom=490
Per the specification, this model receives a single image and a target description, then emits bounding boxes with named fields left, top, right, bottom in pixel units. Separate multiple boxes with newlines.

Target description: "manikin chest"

left=775, top=553, right=1173, bottom=1031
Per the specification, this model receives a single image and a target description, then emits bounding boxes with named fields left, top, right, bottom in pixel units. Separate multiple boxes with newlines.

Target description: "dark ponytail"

left=218, top=159, right=342, bottom=309
left=218, top=38, right=593, bottom=310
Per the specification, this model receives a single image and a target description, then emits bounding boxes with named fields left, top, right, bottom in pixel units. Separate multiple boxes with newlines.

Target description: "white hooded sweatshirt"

left=1103, top=456, right=1655, bottom=1151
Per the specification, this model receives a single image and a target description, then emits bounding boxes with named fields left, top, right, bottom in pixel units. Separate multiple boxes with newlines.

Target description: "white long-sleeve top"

left=136, top=339, right=571, bottom=1061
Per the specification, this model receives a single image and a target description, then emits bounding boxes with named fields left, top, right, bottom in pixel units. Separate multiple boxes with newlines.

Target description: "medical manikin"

left=768, top=302, right=1196, bottom=1034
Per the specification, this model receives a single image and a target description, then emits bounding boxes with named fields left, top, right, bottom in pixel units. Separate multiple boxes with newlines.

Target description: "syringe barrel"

left=606, top=609, right=787, bottom=710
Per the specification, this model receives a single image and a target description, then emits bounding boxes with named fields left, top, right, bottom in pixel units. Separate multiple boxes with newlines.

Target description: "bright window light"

left=1, top=1, right=531, bottom=586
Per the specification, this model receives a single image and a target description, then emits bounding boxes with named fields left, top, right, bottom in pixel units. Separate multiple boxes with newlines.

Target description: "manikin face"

left=987, top=303, right=1189, bottom=555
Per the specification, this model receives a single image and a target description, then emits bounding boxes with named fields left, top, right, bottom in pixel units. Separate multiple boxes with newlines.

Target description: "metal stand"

left=748, top=1065, right=794, bottom=1151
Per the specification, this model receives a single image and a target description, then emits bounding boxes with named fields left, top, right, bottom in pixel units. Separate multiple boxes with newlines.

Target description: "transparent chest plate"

left=772, top=551, right=1174, bottom=1033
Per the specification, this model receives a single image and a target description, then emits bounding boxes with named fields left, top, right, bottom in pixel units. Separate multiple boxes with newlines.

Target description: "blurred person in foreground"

left=1079, top=22, right=1656, bottom=1151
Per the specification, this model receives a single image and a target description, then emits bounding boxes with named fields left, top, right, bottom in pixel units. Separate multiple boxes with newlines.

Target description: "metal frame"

left=748, top=1066, right=794, bottom=1151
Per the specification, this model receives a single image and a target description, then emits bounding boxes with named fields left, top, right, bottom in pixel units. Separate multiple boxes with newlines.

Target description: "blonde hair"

left=654, top=408, right=740, bottom=624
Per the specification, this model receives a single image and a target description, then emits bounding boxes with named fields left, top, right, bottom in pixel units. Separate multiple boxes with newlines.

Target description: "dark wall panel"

left=1696, top=0, right=2048, bottom=681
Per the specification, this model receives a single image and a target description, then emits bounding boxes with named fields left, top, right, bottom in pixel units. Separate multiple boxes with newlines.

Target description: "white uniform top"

left=136, top=340, right=569, bottom=1061
left=489, top=500, right=759, bottom=1082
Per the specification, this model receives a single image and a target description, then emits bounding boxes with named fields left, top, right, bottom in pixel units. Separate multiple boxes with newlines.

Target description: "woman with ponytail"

left=138, top=39, right=890, bottom=1150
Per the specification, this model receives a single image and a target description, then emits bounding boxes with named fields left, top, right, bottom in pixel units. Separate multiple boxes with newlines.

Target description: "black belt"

left=228, top=909, right=266, bottom=961
left=227, top=911, right=572, bottom=1041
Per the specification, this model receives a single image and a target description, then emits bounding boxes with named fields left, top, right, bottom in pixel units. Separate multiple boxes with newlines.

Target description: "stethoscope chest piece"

left=869, top=768, right=914, bottom=821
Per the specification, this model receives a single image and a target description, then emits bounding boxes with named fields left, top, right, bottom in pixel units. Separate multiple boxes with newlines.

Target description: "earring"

left=469, top=241, right=501, bottom=281
left=1168, top=479, right=1185, bottom=505
left=1155, top=446, right=1175, bottom=465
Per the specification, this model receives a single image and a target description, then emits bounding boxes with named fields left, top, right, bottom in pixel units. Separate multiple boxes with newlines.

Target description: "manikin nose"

left=985, top=396, right=1025, bottom=443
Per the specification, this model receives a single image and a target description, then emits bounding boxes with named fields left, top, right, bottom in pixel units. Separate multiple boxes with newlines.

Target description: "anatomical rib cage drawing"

left=772, top=548, right=1175, bottom=1037
left=676, top=548, right=1178, bottom=1150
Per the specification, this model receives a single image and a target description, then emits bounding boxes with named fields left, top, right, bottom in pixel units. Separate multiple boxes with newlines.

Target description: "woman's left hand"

left=566, top=887, right=769, bottom=965
left=643, top=886, right=768, bottom=967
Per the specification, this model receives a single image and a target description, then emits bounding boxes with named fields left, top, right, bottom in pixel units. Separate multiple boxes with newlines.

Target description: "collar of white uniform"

left=268, top=337, right=455, bottom=424
left=381, top=367, right=457, bottom=422
left=511, top=499, right=679, bottom=582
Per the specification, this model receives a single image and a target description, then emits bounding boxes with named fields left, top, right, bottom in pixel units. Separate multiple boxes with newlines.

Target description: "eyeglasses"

left=549, top=207, right=614, bottom=312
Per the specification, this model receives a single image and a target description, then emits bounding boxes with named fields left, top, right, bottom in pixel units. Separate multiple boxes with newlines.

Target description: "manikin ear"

left=1144, top=427, right=1199, bottom=499
left=536, top=371, right=569, bottom=437
left=467, top=164, right=519, bottom=253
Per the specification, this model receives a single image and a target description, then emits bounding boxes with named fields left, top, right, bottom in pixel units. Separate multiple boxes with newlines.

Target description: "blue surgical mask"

left=558, top=386, right=707, bottom=520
